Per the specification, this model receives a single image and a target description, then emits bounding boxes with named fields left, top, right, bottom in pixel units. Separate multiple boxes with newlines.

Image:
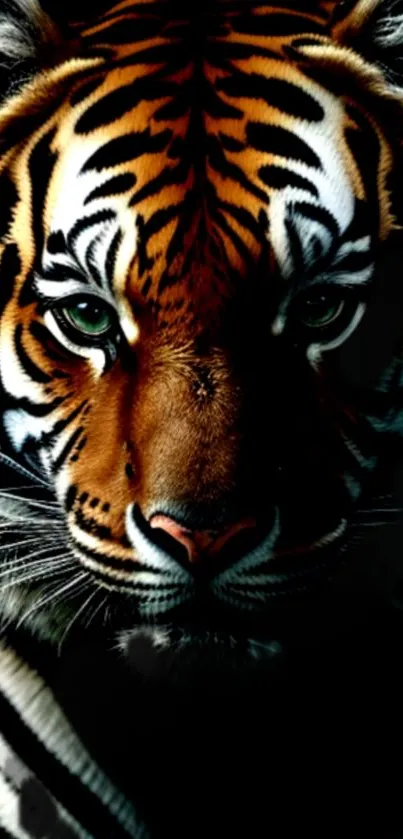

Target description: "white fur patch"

left=374, top=2, right=403, bottom=47
left=0, top=0, right=57, bottom=71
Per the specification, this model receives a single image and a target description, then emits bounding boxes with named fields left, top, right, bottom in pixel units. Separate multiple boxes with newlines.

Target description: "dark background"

left=2, top=1, right=403, bottom=834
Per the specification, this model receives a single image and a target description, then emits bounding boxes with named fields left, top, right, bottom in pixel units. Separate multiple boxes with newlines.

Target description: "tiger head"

left=0, top=0, right=403, bottom=661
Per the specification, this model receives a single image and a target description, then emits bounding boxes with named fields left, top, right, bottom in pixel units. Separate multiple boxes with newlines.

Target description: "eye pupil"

left=61, top=297, right=113, bottom=337
left=297, top=290, right=343, bottom=328
left=77, top=302, right=102, bottom=323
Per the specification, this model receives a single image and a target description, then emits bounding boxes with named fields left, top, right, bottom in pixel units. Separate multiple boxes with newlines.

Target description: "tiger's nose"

left=149, top=513, right=257, bottom=564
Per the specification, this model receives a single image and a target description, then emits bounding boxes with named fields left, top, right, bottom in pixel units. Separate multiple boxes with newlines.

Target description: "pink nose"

left=149, top=514, right=257, bottom=564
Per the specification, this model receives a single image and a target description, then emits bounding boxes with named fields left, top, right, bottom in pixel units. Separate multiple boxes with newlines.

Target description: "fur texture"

left=0, top=1, right=402, bottom=101
left=0, top=0, right=58, bottom=96
left=0, top=0, right=58, bottom=61
left=374, top=0, right=403, bottom=45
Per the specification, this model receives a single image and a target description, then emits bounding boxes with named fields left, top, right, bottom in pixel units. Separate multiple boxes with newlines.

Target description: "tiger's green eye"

left=63, top=299, right=113, bottom=336
left=297, top=291, right=344, bottom=328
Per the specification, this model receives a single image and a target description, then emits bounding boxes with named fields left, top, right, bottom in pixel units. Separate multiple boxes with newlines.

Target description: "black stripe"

left=0, top=243, right=21, bottom=313
left=84, top=172, right=136, bottom=205
left=53, top=427, right=84, bottom=472
left=285, top=216, right=306, bottom=275
left=81, top=128, right=171, bottom=173
left=29, top=322, right=76, bottom=365
left=207, top=134, right=268, bottom=203
left=65, top=483, right=78, bottom=512
left=141, top=203, right=181, bottom=242
left=84, top=17, right=160, bottom=45
left=89, top=1, right=186, bottom=20
left=41, top=401, right=88, bottom=447
left=84, top=237, right=105, bottom=288
left=292, top=200, right=339, bottom=237
left=218, top=200, right=265, bottom=243
left=72, top=539, right=164, bottom=575
left=47, top=231, right=67, bottom=256
left=87, top=572, right=181, bottom=592
left=259, top=164, right=319, bottom=198
left=231, top=11, right=324, bottom=36
left=206, top=39, right=279, bottom=63
left=70, top=437, right=87, bottom=463
left=202, top=78, right=243, bottom=120
left=108, top=40, right=188, bottom=70
left=141, top=276, right=152, bottom=297
left=70, top=75, right=106, bottom=107
left=105, top=229, right=123, bottom=286
left=332, top=250, right=372, bottom=274
left=163, top=190, right=201, bottom=271
left=40, top=264, right=89, bottom=284
left=75, top=77, right=177, bottom=134
left=0, top=86, right=74, bottom=158
left=94, top=0, right=329, bottom=11
left=215, top=207, right=255, bottom=268
left=290, top=36, right=327, bottom=49
left=154, top=84, right=191, bottom=121
left=0, top=172, right=18, bottom=239
left=27, top=129, right=58, bottom=271
left=14, top=324, right=52, bottom=384
left=129, top=158, right=188, bottom=207
left=0, top=693, right=132, bottom=839
left=338, top=199, right=370, bottom=245
left=74, top=507, right=112, bottom=541
left=218, top=132, right=244, bottom=153
left=247, top=122, right=322, bottom=170
left=13, top=394, right=68, bottom=419
left=67, top=209, right=116, bottom=252
left=218, top=75, right=324, bottom=123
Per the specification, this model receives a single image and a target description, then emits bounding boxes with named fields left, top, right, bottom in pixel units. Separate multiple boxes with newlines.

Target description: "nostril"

left=149, top=513, right=258, bottom=564
left=149, top=515, right=202, bottom=563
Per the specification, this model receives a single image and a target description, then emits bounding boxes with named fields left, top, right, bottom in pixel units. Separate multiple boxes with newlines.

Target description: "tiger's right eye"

left=63, top=299, right=113, bottom=336
left=52, top=295, right=117, bottom=346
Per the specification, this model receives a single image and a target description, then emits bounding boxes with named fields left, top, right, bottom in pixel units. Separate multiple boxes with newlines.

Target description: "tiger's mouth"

left=123, top=501, right=350, bottom=614
left=130, top=502, right=277, bottom=579
left=0, top=444, right=401, bottom=655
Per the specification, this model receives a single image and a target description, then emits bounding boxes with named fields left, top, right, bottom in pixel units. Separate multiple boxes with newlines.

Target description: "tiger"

left=1, top=0, right=403, bottom=835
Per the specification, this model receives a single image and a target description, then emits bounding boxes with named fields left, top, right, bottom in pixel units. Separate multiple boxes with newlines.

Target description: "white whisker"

left=0, top=514, right=63, bottom=526
left=356, top=507, right=403, bottom=514
left=0, top=452, right=49, bottom=488
left=0, top=485, right=55, bottom=494
left=2, top=557, right=72, bottom=573
left=0, top=565, right=71, bottom=591
left=16, top=571, right=89, bottom=628
left=0, top=554, right=73, bottom=578
left=0, top=491, right=61, bottom=510
left=0, top=528, right=56, bottom=538
left=0, top=519, right=64, bottom=528
left=57, top=585, right=97, bottom=653
left=84, top=592, right=108, bottom=629
left=0, top=550, right=73, bottom=574
left=0, top=536, right=59, bottom=552
left=0, top=488, right=55, bottom=502
left=0, top=539, right=66, bottom=554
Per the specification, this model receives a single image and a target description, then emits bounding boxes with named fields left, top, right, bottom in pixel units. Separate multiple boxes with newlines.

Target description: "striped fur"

left=0, top=1, right=403, bottom=836
left=0, top=638, right=149, bottom=838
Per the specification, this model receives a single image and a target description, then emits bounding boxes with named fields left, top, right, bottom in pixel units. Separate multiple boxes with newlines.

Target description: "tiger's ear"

left=0, top=0, right=63, bottom=98
left=330, top=0, right=403, bottom=91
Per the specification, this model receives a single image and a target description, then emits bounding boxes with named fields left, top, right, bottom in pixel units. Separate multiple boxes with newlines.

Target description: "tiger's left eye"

left=62, top=299, right=114, bottom=337
left=295, top=289, right=344, bottom=328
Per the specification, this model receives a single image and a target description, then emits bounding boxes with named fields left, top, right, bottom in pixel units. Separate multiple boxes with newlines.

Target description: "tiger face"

left=0, top=0, right=403, bottom=659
